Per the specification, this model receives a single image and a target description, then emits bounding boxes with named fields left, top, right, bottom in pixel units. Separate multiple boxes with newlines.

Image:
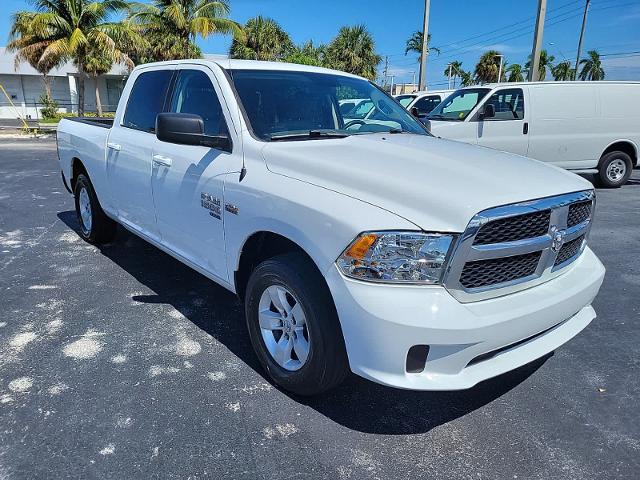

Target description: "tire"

left=73, top=173, right=117, bottom=243
left=598, top=151, right=632, bottom=188
left=245, top=252, right=349, bottom=395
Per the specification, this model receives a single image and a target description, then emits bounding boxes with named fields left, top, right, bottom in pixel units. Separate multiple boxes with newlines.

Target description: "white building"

left=0, top=48, right=229, bottom=121
left=0, top=47, right=131, bottom=120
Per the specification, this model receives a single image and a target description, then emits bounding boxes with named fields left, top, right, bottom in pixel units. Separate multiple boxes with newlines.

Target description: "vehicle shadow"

left=57, top=210, right=552, bottom=435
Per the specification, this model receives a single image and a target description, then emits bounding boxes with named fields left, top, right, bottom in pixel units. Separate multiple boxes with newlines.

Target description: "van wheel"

left=73, top=174, right=117, bottom=243
left=598, top=152, right=632, bottom=188
left=245, top=252, right=349, bottom=396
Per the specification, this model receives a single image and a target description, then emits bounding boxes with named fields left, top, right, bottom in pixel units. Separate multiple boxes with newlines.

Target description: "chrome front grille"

left=444, top=190, right=595, bottom=302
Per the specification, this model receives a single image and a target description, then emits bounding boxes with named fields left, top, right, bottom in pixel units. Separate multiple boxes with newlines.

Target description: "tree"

left=8, top=0, right=142, bottom=115
left=285, top=40, right=326, bottom=67
left=325, top=25, right=381, bottom=80
left=404, top=31, right=440, bottom=61
left=525, top=49, right=555, bottom=81
left=84, top=42, right=133, bottom=115
left=229, top=16, right=292, bottom=61
left=130, top=0, right=242, bottom=59
left=551, top=60, right=574, bottom=81
left=459, top=70, right=474, bottom=87
left=506, top=63, right=525, bottom=82
left=8, top=11, right=59, bottom=100
left=444, top=60, right=463, bottom=87
left=579, top=50, right=605, bottom=81
left=474, top=50, right=503, bottom=84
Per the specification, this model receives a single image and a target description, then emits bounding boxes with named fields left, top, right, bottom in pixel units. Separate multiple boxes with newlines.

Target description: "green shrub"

left=39, top=94, right=59, bottom=119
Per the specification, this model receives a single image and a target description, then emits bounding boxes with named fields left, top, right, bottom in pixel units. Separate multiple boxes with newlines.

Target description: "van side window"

left=413, top=95, right=442, bottom=115
left=484, top=88, right=525, bottom=120
left=122, top=70, right=172, bottom=133
left=170, top=69, right=229, bottom=136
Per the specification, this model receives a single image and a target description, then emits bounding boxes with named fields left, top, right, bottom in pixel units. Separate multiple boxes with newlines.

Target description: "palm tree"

left=130, top=0, right=242, bottom=59
left=325, top=25, right=381, bottom=80
left=444, top=60, right=463, bottom=87
left=579, top=50, right=605, bottom=81
left=229, top=16, right=293, bottom=61
left=551, top=60, right=574, bottom=81
left=9, top=0, right=142, bottom=115
left=474, top=50, right=503, bottom=84
left=8, top=11, right=59, bottom=100
left=84, top=43, right=133, bottom=115
left=525, top=49, right=555, bottom=81
left=506, top=63, right=525, bottom=82
left=405, top=31, right=440, bottom=61
left=459, top=70, right=474, bottom=87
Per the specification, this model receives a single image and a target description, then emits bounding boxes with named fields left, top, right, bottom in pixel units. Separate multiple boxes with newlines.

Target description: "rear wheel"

left=73, top=174, right=117, bottom=243
left=245, top=252, right=349, bottom=395
left=598, top=151, right=632, bottom=188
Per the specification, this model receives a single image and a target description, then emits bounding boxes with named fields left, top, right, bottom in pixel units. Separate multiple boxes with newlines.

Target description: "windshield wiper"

left=269, top=130, right=351, bottom=141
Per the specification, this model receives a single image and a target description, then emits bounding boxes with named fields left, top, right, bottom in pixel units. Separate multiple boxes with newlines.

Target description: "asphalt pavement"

left=0, top=137, right=638, bottom=479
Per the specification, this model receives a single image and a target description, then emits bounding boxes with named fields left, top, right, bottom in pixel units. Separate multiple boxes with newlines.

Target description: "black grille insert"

left=567, top=201, right=592, bottom=228
left=460, top=251, right=542, bottom=289
left=473, top=210, right=550, bottom=245
left=555, top=235, right=584, bottom=266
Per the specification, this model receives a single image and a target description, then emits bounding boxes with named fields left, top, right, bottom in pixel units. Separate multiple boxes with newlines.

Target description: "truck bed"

left=65, top=117, right=114, bottom=128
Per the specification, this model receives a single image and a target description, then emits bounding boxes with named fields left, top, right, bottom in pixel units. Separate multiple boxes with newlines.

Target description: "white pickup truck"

left=57, top=59, right=605, bottom=395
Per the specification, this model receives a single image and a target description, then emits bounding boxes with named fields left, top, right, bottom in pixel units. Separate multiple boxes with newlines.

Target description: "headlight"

left=336, top=231, right=456, bottom=284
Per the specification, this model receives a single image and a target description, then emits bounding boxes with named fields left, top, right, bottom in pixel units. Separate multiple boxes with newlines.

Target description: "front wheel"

left=74, top=173, right=117, bottom=243
left=245, top=253, right=349, bottom=395
left=598, top=151, right=632, bottom=188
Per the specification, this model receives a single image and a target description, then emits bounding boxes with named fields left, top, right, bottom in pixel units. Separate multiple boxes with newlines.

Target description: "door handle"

left=107, top=142, right=121, bottom=151
left=152, top=154, right=173, bottom=167
left=523, top=122, right=529, bottom=135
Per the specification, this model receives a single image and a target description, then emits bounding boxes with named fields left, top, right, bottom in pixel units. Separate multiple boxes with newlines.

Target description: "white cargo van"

left=427, top=82, right=640, bottom=187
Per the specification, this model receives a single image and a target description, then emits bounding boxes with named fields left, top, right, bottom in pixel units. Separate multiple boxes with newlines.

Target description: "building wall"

left=0, top=73, right=126, bottom=119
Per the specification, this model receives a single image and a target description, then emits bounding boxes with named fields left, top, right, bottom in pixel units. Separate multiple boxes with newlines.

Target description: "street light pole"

left=496, top=55, right=504, bottom=83
left=528, top=0, right=547, bottom=82
left=418, top=0, right=431, bottom=91
left=447, top=64, right=452, bottom=89
left=574, top=0, right=591, bottom=80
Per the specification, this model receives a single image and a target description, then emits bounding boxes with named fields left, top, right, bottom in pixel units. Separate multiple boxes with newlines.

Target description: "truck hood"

left=261, top=134, right=592, bottom=232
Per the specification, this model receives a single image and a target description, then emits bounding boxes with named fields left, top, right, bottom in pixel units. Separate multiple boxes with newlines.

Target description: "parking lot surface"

left=0, top=137, right=639, bottom=479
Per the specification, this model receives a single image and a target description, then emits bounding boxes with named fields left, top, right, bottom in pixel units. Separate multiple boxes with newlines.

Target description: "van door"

left=151, top=65, right=241, bottom=282
left=474, top=87, right=529, bottom=156
left=106, top=67, right=174, bottom=239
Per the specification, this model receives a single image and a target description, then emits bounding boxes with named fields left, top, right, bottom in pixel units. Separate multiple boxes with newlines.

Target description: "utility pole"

left=418, top=0, right=431, bottom=91
left=447, top=64, right=453, bottom=89
left=574, top=0, right=591, bottom=80
left=382, top=56, right=389, bottom=86
left=389, top=75, right=395, bottom=95
left=411, top=71, right=416, bottom=90
left=528, top=0, right=547, bottom=82
left=496, top=55, right=504, bottom=83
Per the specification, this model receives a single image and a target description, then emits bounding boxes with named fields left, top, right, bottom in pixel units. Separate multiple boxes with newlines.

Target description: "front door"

left=151, top=66, right=241, bottom=282
left=474, top=87, right=529, bottom=156
left=106, top=67, right=173, bottom=239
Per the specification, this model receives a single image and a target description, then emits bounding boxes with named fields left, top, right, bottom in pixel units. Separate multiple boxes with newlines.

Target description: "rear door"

left=106, top=67, right=174, bottom=239
left=473, top=87, right=529, bottom=156
left=150, top=65, right=241, bottom=281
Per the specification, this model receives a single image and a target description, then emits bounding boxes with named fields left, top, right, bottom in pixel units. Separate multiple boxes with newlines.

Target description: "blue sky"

left=2, top=0, right=639, bottom=87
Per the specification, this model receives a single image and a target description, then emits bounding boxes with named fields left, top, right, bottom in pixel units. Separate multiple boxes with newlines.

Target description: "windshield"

left=229, top=69, right=428, bottom=140
left=396, top=94, right=417, bottom=107
left=428, top=88, right=491, bottom=121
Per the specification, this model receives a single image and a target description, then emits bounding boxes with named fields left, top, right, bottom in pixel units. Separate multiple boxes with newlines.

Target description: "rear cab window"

left=122, top=70, right=173, bottom=133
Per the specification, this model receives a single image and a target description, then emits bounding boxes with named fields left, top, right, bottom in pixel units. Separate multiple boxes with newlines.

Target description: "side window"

left=170, top=69, right=228, bottom=136
left=122, top=70, right=172, bottom=133
left=484, top=88, right=525, bottom=120
left=413, top=95, right=441, bottom=115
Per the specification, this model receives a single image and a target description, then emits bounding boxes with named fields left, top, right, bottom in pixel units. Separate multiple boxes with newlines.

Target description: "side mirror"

left=156, top=113, right=231, bottom=151
left=481, top=103, right=495, bottom=119
left=410, top=106, right=420, bottom=118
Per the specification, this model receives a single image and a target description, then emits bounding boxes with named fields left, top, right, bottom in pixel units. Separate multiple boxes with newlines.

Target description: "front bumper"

left=325, top=247, right=605, bottom=390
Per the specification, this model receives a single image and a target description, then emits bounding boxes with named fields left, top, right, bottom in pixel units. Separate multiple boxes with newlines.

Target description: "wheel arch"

left=234, top=230, right=328, bottom=302
left=70, top=157, right=88, bottom=191
left=601, top=140, right=638, bottom=167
